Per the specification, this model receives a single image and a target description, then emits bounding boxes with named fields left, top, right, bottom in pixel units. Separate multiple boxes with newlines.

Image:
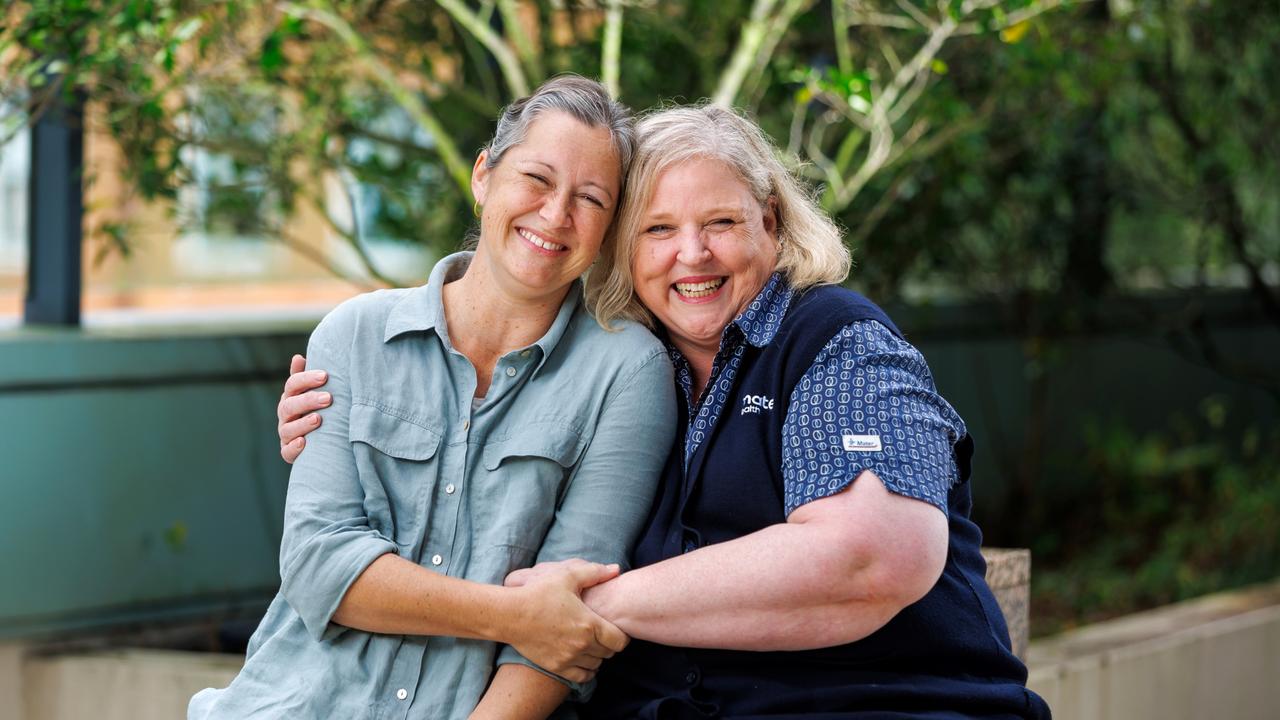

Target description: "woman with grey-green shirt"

left=189, top=76, right=676, bottom=719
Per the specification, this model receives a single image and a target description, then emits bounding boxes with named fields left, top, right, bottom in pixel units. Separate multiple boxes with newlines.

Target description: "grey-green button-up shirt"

left=191, top=252, right=676, bottom=719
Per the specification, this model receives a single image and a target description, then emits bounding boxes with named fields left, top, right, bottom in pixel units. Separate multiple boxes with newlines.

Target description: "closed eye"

left=708, top=218, right=736, bottom=228
left=526, top=173, right=550, bottom=185
left=579, top=193, right=605, bottom=209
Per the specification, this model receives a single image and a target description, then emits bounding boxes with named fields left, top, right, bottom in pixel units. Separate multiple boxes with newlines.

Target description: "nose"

left=675, top=225, right=711, bottom=265
left=539, top=190, right=573, bottom=228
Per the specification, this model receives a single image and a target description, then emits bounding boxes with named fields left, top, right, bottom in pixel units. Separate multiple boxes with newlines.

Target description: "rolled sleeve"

left=497, top=347, right=677, bottom=698
left=781, top=320, right=966, bottom=516
left=278, top=311, right=398, bottom=641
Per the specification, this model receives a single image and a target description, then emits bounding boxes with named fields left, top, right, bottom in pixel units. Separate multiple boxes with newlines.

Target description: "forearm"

left=333, top=553, right=520, bottom=643
left=583, top=522, right=902, bottom=650
left=469, top=664, right=568, bottom=720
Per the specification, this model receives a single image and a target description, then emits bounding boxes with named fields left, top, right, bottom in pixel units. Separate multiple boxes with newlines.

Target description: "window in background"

left=79, top=100, right=380, bottom=328
left=325, top=106, right=436, bottom=285
left=0, top=124, right=29, bottom=326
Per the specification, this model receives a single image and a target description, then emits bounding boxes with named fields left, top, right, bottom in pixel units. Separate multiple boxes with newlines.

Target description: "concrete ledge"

left=21, top=650, right=240, bottom=720
left=983, top=547, right=1030, bottom=659
left=1027, top=578, right=1280, bottom=720
left=0, top=549, right=1031, bottom=720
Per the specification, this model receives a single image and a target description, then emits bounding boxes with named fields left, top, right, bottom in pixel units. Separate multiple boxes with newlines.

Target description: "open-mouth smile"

left=673, top=276, right=727, bottom=301
left=518, top=228, right=567, bottom=253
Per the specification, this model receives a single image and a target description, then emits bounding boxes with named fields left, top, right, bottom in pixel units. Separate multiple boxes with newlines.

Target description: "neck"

left=442, top=256, right=568, bottom=368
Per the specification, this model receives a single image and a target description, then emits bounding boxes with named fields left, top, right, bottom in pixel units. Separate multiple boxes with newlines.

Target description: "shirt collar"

left=732, top=272, right=793, bottom=347
left=383, top=251, right=583, bottom=374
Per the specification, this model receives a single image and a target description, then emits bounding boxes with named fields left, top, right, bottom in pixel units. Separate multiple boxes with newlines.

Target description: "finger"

left=594, top=619, right=629, bottom=654
left=280, top=436, right=305, bottom=464
left=288, top=354, right=307, bottom=376
left=279, top=391, right=332, bottom=423
left=283, top=369, right=329, bottom=397
left=504, top=568, right=532, bottom=588
left=573, top=654, right=603, bottom=671
left=278, top=414, right=322, bottom=446
left=567, top=562, right=621, bottom=590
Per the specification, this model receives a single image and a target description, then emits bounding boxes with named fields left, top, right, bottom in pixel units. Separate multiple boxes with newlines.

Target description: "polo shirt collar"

left=731, top=272, right=793, bottom=348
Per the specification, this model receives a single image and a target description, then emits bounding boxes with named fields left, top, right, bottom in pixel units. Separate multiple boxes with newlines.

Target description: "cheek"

left=631, top=249, right=668, bottom=299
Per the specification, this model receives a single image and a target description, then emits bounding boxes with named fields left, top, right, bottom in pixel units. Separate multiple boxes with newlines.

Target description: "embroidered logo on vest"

left=740, top=394, right=775, bottom=415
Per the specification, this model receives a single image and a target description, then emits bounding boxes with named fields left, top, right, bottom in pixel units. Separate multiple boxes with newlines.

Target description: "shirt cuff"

left=496, top=644, right=596, bottom=702
left=280, top=531, right=398, bottom=642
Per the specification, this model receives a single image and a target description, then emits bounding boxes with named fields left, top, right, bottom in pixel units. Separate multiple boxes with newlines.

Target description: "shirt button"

left=505, top=366, right=517, bottom=377
left=520, top=350, right=531, bottom=358
left=395, top=688, right=408, bottom=700
left=462, top=419, right=470, bottom=431
left=445, top=483, right=456, bottom=494
left=431, top=554, right=443, bottom=566
left=684, top=670, right=698, bottom=685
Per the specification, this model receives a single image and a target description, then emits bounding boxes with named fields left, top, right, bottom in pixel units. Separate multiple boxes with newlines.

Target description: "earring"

left=473, top=200, right=482, bottom=218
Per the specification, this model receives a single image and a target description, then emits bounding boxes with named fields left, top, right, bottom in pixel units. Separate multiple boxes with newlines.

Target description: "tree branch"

left=281, top=1, right=473, bottom=199
left=602, top=0, right=624, bottom=99
left=437, top=0, right=530, bottom=96
left=712, top=0, right=781, bottom=107
left=497, top=0, right=543, bottom=83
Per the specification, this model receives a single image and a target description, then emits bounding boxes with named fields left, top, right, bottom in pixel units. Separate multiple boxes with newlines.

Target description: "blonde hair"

left=587, top=104, right=850, bottom=329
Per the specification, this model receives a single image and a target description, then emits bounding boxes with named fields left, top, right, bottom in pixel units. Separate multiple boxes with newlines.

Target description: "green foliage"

left=1030, top=399, right=1280, bottom=635
left=1, top=0, right=1083, bottom=287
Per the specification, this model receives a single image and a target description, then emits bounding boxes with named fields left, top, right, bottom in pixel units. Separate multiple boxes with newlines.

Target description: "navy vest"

left=585, top=285, right=1050, bottom=719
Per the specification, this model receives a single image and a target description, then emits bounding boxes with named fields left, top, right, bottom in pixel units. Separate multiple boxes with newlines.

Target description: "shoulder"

left=785, top=283, right=902, bottom=338
left=569, top=308, right=668, bottom=364
left=556, top=310, right=674, bottom=398
left=309, top=287, right=416, bottom=349
left=812, top=319, right=931, bottom=382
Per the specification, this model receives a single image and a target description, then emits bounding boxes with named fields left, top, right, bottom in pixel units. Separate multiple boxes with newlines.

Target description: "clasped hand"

left=503, top=559, right=628, bottom=684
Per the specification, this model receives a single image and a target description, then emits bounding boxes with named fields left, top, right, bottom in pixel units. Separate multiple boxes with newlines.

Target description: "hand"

left=278, top=354, right=332, bottom=463
left=504, top=559, right=617, bottom=588
left=504, top=560, right=629, bottom=683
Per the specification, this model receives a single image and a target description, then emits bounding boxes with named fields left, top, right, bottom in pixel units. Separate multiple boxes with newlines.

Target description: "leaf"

left=1001, top=21, right=1031, bottom=44
left=260, top=31, right=285, bottom=75
left=174, top=17, right=204, bottom=42
left=931, top=59, right=949, bottom=75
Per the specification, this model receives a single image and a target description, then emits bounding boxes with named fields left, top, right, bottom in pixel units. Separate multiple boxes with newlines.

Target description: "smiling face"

left=471, top=110, right=621, bottom=302
left=630, top=158, right=779, bottom=358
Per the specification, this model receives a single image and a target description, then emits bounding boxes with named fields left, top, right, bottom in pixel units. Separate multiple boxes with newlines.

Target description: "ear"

left=470, top=151, right=491, bottom=206
left=763, top=196, right=780, bottom=245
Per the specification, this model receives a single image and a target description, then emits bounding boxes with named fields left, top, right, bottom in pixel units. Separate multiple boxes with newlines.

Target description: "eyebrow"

left=642, top=204, right=748, bottom=220
left=520, top=160, right=616, bottom=203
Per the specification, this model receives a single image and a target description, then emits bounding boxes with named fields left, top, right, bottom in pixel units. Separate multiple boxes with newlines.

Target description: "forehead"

left=505, top=111, right=619, bottom=175
left=646, top=158, right=755, bottom=210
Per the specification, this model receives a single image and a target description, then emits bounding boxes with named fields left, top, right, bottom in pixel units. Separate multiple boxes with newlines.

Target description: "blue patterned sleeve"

left=781, top=320, right=966, bottom=516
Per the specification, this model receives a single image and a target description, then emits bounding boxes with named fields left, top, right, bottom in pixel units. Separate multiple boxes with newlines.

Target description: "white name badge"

left=842, top=434, right=883, bottom=452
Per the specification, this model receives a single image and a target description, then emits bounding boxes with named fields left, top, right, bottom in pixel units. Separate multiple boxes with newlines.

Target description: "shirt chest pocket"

left=349, top=402, right=442, bottom=548
left=475, top=422, right=587, bottom=556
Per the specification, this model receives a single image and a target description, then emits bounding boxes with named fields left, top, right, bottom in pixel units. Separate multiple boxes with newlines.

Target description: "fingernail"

left=311, top=371, right=327, bottom=380
left=309, top=414, right=321, bottom=424
left=318, top=392, right=331, bottom=403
